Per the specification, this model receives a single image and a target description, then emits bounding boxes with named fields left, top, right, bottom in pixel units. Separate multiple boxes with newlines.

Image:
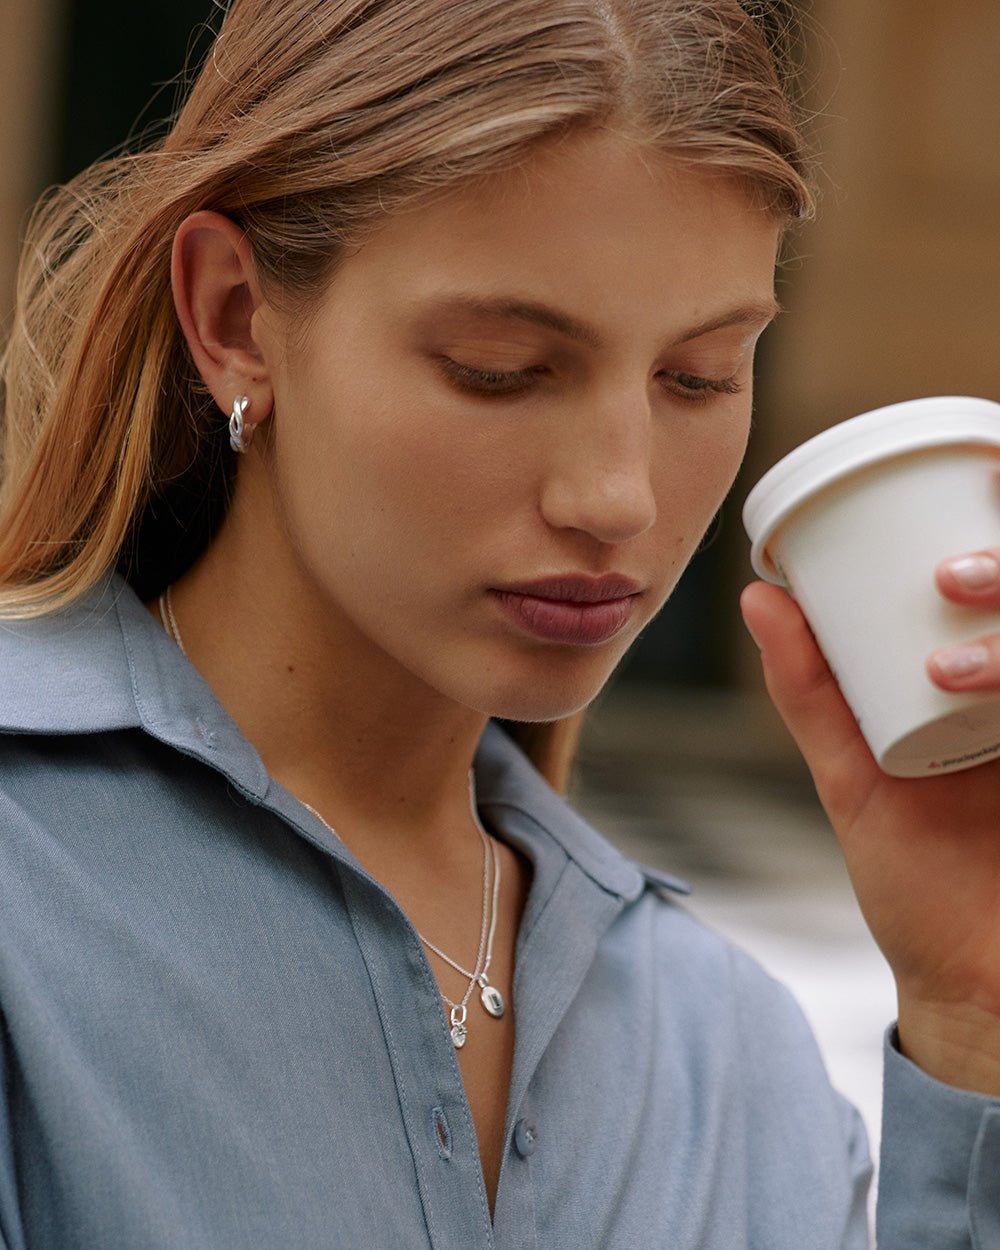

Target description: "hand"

left=741, top=578, right=1000, bottom=1097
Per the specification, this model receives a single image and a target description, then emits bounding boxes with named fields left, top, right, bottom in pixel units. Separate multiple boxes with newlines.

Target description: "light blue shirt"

left=0, top=576, right=995, bottom=1247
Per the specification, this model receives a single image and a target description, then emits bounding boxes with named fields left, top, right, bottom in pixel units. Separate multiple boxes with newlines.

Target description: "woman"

left=0, top=1, right=996, bottom=1245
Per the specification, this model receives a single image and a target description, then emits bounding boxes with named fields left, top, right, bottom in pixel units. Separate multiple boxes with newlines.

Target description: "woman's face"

left=251, top=129, right=781, bottom=721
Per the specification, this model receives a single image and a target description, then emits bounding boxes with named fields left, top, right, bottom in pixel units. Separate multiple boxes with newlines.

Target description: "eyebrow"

left=677, top=300, right=782, bottom=342
left=421, top=294, right=780, bottom=349
left=423, top=296, right=604, bottom=347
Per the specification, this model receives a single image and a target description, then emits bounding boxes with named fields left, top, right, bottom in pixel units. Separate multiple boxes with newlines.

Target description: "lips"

left=492, top=574, right=643, bottom=646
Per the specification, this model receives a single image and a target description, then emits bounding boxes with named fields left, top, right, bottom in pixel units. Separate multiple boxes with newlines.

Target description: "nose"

left=539, top=388, right=658, bottom=545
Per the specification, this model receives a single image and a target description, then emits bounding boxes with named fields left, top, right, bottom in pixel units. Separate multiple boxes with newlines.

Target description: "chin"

left=471, top=674, right=611, bottom=725
left=435, top=632, right=634, bottom=725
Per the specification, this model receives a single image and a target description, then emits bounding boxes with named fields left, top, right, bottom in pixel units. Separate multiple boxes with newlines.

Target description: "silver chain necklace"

left=419, top=830, right=507, bottom=1036
left=300, top=794, right=505, bottom=1047
left=158, top=586, right=188, bottom=657
left=157, top=585, right=507, bottom=1048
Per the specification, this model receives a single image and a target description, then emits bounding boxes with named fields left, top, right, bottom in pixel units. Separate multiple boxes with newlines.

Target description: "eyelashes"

left=439, top=357, right=745, bottom=403
left=440, top=360, right=542, bottom=397
left=661, top=371, right=745, bottom=401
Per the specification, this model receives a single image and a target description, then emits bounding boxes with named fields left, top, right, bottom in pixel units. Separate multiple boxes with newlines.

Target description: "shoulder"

left=611, top=864, right=823, bottom=1052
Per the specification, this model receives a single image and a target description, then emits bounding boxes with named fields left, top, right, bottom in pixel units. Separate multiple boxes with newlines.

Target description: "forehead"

left=311, top=130, right=781, bottom=341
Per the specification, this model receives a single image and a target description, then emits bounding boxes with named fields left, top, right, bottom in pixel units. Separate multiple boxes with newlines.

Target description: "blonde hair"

left=0, top=0, right=814, bottom=784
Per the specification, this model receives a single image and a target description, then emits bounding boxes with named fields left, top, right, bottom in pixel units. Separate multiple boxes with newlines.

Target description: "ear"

left=171, top=211, right=276, bottom=429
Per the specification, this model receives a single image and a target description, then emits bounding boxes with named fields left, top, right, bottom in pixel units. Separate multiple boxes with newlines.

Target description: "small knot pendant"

left=449, top=1005, right=468, bottom=1048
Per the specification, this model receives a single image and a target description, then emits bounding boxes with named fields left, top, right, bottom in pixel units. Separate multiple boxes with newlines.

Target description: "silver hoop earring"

left=228, top=395, right=252, bottom=453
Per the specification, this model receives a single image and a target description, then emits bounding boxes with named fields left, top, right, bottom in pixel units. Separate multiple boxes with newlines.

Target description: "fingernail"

left=932, top=643, right=990, bottom=679
left=946, top=554, right=1000, bottom=591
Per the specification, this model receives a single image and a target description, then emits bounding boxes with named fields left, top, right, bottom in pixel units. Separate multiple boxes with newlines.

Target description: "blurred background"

left=2, top=0, right=998, bottom=1185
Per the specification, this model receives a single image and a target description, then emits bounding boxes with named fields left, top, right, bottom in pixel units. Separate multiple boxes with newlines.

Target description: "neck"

left=157, top=489, right=489, bottom=860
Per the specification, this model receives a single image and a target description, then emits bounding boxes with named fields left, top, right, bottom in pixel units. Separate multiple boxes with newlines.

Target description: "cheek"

left=652, top=411, right=750, bottom=540
left=643, top=426, right=748, bottom=619
left=702, top=414, right=752, bottom=504
left=272, top=374, right=515, bottom=593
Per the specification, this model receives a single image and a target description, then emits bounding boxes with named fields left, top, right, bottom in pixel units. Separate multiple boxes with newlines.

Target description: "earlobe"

left=171, top=211, right=275, bottom=429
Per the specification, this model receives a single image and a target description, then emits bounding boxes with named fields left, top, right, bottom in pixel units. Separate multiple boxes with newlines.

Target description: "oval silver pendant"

left=480, top=984, right=506, bottom=1018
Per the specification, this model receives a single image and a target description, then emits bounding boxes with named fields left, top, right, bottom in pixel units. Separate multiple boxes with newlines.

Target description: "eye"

left=439, top=359, right=543, bottom=398
left=659, top=369, right=745, bottom=402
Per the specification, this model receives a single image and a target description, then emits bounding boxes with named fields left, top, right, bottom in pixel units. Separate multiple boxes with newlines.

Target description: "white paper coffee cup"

left=743, top=396, right=1000, bottom=777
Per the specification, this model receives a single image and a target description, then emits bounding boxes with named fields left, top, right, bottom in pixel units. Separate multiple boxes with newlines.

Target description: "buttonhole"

left=431, top=1106, right=453, bottom=1160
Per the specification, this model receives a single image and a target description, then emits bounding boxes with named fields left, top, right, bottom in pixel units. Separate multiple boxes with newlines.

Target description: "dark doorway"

left=55, top=0, right=220, bottom=180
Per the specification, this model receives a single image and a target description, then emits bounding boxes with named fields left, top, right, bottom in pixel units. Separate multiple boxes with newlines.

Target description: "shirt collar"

left=0, top=575, right=141, bottom=734
left=0, top=575, right=677, bottom=901
left=473, top=722, right=647, bottom=901
left=0, top=574, right=270, bottom=797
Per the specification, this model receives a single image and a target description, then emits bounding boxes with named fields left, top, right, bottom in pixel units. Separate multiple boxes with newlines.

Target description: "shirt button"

left=514, top=1118, right=538, bottom=1157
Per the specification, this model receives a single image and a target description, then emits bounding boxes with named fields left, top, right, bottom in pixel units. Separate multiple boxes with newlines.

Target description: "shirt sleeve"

left=877, top=1028, right=1000, bottom=1248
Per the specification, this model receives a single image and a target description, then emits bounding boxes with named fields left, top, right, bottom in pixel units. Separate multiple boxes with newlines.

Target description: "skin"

left=169, top=127, right=781, bottom=1207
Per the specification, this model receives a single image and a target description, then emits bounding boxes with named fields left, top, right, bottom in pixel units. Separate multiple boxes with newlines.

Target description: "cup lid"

left=743, top=396, right=1000, bottom=583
